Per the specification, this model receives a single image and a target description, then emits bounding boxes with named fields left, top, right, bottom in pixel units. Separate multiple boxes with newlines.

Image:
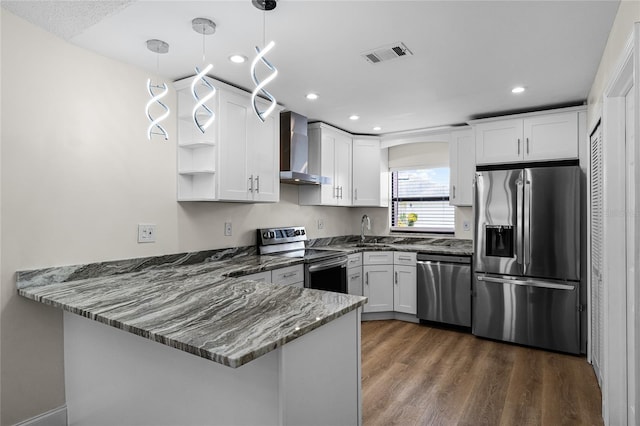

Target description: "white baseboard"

left=361, top=311, right=420, bottom=323
left=14, top=406, right=67, bottom=426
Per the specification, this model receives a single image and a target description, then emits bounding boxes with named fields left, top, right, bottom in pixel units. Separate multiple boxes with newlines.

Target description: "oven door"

left=305, top=256, right=348, bottom=293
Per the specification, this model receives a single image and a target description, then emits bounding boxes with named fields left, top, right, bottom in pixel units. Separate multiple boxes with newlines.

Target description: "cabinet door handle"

left=255, top=175, right=260, bottom=193
left=394, top=271, right=398, bottom=284
left=339, top=186, right=343, bottom=199
left=350, top=273, right=361, bottom=280
left=354, top=188, right=358, bottom=200
left=248, top=175, right=254, bottom=192
left=526, top=137, right=529, bottom=154
left=517, top=138, right=521, bottom=155
left=452, top=185, right=456, bottom=199
left=334, top=186, right=338, bottom=199
left=281, top=272, right=297, bottom=278
left=398, top=256, right=412, bottom=261
left=365, top=272, right=369, bottom=285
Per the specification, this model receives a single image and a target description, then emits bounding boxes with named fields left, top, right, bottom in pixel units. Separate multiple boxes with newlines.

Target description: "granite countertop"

left=16, top=235, right=472, bottom=369
left=16, top=249, right=366, bottom=369
left=310, top=235, right=473, bottom=256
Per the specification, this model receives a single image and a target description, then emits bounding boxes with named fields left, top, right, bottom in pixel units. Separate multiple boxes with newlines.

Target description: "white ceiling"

left=2, top=0, right=620, bottom=135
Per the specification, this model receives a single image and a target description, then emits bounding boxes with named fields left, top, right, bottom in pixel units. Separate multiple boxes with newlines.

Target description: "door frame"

left=600, top=23, right=639, bottom=426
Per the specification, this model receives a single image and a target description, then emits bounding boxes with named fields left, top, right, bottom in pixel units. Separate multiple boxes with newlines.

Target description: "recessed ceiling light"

left=373, top=126, right=382, bottom=131
left=349, top=115, right=360, bottom=120
left=229, top=54, right=247, bottom=64
left=512, top=86, right=526, bottom=94
left=306, top=93, right=319, bottom=100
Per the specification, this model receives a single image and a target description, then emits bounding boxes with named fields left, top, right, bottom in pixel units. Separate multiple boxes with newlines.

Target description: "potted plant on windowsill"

left=407, top=213, right=418, bottom=227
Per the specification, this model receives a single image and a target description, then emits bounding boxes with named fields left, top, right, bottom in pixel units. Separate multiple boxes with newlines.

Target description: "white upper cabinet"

left=474, top=119, right=523, bottom=165
left=174, top=76, right=280, bottom=202
left=473, top=109, right=580, bottom=165
left=523, top=112, right=579, bottom=162
left=299, top=123, right=352, bottom=206
left=449, top=128, right=475, bottom=206
left=352, top=137, right=389, bottom=207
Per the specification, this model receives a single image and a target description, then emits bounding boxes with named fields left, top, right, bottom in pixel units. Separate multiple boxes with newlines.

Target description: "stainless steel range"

left=257, top=226, right=348, bottom=293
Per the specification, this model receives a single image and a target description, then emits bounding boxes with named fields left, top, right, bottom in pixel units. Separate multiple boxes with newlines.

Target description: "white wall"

left=587, top=1, right=640, bottom=129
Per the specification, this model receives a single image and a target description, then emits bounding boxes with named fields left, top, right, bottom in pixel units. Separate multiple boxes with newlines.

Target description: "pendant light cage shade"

left=146, top=39, right=170, bottom=141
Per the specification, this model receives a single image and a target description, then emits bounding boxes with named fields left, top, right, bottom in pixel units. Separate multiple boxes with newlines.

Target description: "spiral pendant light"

left=250, top=0, right=278, bottom=123
left=145, top=39, right=170, bottom=140
left=191, top=17, right=217, bottom=134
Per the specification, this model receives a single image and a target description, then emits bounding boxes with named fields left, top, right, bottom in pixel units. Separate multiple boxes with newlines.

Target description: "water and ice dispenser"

left=485, top=225, right=514, bottom=257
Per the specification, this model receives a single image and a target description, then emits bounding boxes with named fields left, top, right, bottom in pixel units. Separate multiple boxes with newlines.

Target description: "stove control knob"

left=294, top=229, right=301, bottom=236
left=300, top=229, right=306, bottom=235
left=269, top=231, right=275, bottom=239
left=263, top=231, right=274, bottom=239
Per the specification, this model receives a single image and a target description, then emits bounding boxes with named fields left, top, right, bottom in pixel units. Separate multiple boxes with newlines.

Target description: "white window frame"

left=389, top=167, right=455, bottom=234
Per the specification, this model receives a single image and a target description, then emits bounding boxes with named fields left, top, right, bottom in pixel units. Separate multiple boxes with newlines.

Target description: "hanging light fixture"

left=250, top=0, right=278, bottom=123
left=191, top=17, right=217, bottom=134
left=145, top=39, right=170, bottom=141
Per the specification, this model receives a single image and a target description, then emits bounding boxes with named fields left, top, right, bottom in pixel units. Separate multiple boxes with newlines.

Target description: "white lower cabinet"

left=242, top=265, right=304, bottom=288
left=394, top=265, right=417, bottom=314
left=393, top=252, right=417, bottom=315
left=363, top=264, right=394, bottom=313
left=347, top=267, right=363, bottom=296
left=272, top=264, right=304, bottom=288
left=243, top=270, right=272, bottom=283
left=347, top=253, right=363, bottom=296
left=362, top=251, right=417, bottom=316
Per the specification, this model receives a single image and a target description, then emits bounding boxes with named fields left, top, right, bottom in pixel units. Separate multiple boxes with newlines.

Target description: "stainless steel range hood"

left=280, top=111, right=330, bottom=185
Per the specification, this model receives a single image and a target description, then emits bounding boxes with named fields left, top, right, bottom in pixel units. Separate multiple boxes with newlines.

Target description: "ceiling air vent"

left=362, top=42, right=413, bottom=64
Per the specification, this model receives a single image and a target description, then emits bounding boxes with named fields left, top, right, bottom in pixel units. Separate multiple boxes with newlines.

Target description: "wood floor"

left=361, top=320, right=602, bottom=426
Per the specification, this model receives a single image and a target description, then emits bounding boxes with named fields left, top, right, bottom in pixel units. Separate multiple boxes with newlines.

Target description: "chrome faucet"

left=361, top=214, right=371, bottom=243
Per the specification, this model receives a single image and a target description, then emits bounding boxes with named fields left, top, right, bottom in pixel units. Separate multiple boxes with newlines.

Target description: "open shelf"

left=177, top=173, right=216, bottom=201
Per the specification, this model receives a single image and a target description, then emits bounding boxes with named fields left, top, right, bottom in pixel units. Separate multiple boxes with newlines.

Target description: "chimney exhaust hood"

left=280, top=111, right=330, bottom=185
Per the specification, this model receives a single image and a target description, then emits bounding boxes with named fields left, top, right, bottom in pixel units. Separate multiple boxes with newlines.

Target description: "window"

left=391, top=168, right=455, bottom=233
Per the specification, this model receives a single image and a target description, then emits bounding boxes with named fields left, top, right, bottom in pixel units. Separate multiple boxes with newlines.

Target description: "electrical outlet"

left=138, top=224, right=156, bottom=243
left=317, top=219, right=324, bottom=230
left=224, top=222, right=232, bottom=236
left=463, top=220, right=471, bottom=232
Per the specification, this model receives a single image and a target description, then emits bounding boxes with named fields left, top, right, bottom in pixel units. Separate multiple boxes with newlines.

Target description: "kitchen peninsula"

left=17, top=249, right=366, bottom=426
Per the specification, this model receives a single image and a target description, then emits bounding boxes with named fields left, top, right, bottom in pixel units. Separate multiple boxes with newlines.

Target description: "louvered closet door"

left=590, top=123, right=604, bottom=386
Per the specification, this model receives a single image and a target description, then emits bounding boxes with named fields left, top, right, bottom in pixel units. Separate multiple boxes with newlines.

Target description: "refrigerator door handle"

left=523, top=169, right=532, bottom=271
left=516, top=172, right=524, bottom=266
left=477, top=275, right=575, bottom=291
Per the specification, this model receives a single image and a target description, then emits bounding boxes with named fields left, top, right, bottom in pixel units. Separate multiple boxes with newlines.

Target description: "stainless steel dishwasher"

left=417, top=254, right=472, bottom=327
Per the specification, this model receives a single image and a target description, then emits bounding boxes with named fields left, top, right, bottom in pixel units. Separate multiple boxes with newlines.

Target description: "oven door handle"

left=307, top=257, right=348, bottom=273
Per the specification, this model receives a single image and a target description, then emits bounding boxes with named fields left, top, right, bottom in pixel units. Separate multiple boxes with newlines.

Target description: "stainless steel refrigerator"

left=473, top=165, right=581, bottom=354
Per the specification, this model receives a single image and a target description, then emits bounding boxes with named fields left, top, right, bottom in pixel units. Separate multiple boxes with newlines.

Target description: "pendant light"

left=145, top=39, right=170, bottom=141
left=191, top=17, right=217, bottom=134
left=250, top=0, right=278, bottom=123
